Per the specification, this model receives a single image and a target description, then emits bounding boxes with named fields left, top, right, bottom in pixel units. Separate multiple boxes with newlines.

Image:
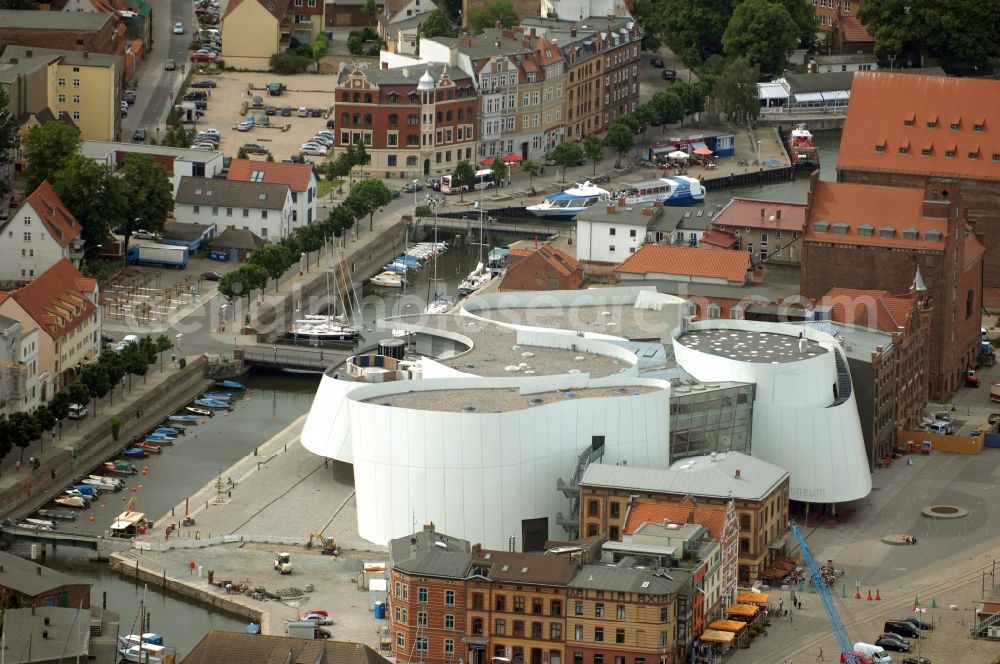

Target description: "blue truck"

left=127, top=243, right=190, bottom=268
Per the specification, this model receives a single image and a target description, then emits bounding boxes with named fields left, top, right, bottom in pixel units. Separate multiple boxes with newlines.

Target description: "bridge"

left=413, top=214, right=571, bottom=239
left=237, top=345, right=338, bottom=373
left=1, top=523, right=104, bottom=550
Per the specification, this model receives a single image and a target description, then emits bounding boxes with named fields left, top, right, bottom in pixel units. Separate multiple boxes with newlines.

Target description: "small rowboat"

left=154, top=426, right=185, bottom=436
left=104, top=460, right=138, bottom=475
left=36, top=509, right=78, bottom=521
left=54, top=496, right=88, bottom=508
left=216, top=380, right=245, bottom=390
left=145, top=432, right=176, bottom=443
left=185, top=407, right=213, bottom=417
left=135, top=442, right=163, bottom=454
left=168, top=414, right=200, bottom=423
left=201, top=392, right=233, bottom=401
left=122, top=447, right=148, bottom=458
left=194, top=398, right=232, bottom=410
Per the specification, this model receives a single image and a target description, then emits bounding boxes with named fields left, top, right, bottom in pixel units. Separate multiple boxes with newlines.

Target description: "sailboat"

left=118, top=588, right=176, bottom=664
left=284, top=264, right=360, bottom=343
left=424, top=214, right=454, bottom=314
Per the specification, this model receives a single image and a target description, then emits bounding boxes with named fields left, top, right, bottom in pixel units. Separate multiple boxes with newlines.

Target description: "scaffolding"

left=102, top=270, right=201, bottom=326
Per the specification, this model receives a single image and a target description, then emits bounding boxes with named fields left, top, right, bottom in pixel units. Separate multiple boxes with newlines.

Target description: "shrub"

left=269, top=52, right=310, bottom=75
left=110, top=416, right=122, bottom=441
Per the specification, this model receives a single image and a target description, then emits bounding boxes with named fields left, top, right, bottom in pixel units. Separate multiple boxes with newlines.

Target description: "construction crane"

left=790, top=524, right=866, bottom=664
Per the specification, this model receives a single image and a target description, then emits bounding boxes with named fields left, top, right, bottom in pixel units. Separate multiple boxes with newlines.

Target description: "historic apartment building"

left=333, top=64, right=477, bottom=179
left=388, top=524, right=692, bottom=664
left=837, top=72, right=1000, bottom=289
left=800, top=173, right=985, bottom=401
left=710, top=198, right=808, bottom=267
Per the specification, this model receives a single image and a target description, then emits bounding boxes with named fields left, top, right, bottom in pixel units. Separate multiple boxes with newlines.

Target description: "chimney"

left=449, top=41, right=458, bottom=67
left=523, top=36, right=530, bottom=48
left=423, top=521, right=436, bottom=532
left=776, top=209, right=781, bottom=220
left=735, top=469, right=741, bottom=479
left=606, top=205, right=615, bottom=214
left=495, top=19, right=502, bottom=29
left=462, top=37, right=472, bottom=46
left=642, top=207, right=653, bottom=216
left=530, top=28, right=536, bottom=38
left=618, top=197, right=626, bottom=207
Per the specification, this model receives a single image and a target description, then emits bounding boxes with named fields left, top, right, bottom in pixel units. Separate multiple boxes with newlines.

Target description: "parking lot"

left=182, top=71, right=338, bottom=162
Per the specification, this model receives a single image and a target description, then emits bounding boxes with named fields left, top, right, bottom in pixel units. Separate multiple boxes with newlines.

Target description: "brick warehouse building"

left=801, top=173, right=985, bottom=401
left=333, top=64, right=477, bottom=180
left=836, top=72, right=1000, bottom=290
left=0, top=10, right=124, bottom=59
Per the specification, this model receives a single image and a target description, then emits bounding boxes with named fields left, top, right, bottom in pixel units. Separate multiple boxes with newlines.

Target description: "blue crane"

left=790, top=523, right=863, bottom=664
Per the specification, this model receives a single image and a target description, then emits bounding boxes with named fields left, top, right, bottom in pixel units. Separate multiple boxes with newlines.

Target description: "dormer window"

left=813, top=220, right=829, bottom=233
left=968, top=147, right=980, bottom=160
left=903, top=227, right=919, bottom=240
left=874, top=138, right=886, bottom=153
left=945, top=145, right=957, bottom=159
left=949, top=117, right=960, bottom=130
left=973, top=119, right=985, bottom=131
left=903, top=113, right=915, bottom=127
left=858, top=224, right=874, bottom=237
left=921, top=143, right=932, bottom=156
left=878, top=226, right=896, bottom=238
left=926, top=229, right=943, bottom=242
left=926, top=116, right=937, bottom=128
left=832, top=221, right=849, bottom=235
left=898, top=142, right=909, bottom=155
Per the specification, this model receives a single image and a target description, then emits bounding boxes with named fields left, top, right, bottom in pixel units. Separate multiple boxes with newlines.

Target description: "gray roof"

left=676, top=327, right=827, bottom=363
left=176, top=177, right=289, bottom=210
left=784, top=71, right=856, bottom=94
left=388, top=527, right=472, bottom=578
left=674, top=208, right=717, bottom=232
left=0, top=551, right=88, bottom=596
left=429, top=28, right=534, bottom=61
left=569, top=563, right=687, bottom=595
left=213, top=227, right=266, bottom=251
left=163, top=222, right=215, bottom=241
left=2, top=45, right=119, bottom=70
left=81, top=140, right=223, bottom=163
left=4, top=608, right=91, bottom=662
left=0, top=9, right=114, bottom=31
left=580, top=452, right=788, bottom=501
left=337, top=62, right=472, bottom=87
left=0, top=314, right=22, bottom=333
left=804, top=320, right=891, bottom=363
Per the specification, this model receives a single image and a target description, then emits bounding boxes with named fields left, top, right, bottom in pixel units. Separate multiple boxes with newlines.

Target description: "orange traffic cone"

left=875, top=589, right=881, bottom=600
left=866, top=589, right=873, bottom=601
left=854, top=588, right=862, bottom=600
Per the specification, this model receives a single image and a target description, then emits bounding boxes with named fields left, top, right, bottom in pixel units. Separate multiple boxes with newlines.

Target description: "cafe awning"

left=761, top=566, right=786, bottom=579
left=725, top=604, right=759, bottom=618
left=698, top=629, right=735, bottom=644
left=708, top=619, right=748, bottom=633
left=737, top=591, right=770, bottom=605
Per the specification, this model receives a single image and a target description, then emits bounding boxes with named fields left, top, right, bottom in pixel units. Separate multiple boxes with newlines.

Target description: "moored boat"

left=153, top=426, right=185, bottom=436
left=110, top=511, right=150, bottom=539
left=118, top=634, right=165, bottom=648
left=526, top=181, right=611, bottom=220
left=104, top=460, right=139, bottom=475
left=23, top=518, right=55, bottom=530
left=54, top=496, right=88, bottom=508
left=117, top=644, right=175, bottom=664
left=36, top=509, right=78, bottom=521
left=80, top=477, right=118, bottom=492
left=15, top=521, right=54, bottom=531
left=200, top=392, right=232, bottom=402
left=610, top=176, right=705, bottom=207
left=135, top=442, right=163, bottom=454
left=788, top=123, right=820, bottom=168
left=72, top=485, right=99, bottom=497
left=167, top=414, right=200, bottom=424
left=122, top=446, right=148, bottom=458
left=285, top=318, right=361, bottom=343
left=458, top=262, right=491, bottom=296
left=88, top=475, right=126, bottom=490
left=145, top=432, right=176, bottom=443
left=370, top=271, right=405, bottom=288
left=185, top=406, right=213, bottom=417
left=194, top=398, right=232, bottom=410
left=215, top=380, right=245, bottom=390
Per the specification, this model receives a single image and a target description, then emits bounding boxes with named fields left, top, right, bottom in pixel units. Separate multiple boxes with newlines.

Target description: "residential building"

left=836, top=72, right=1000, bottom=290
left=0, top=46, right=121, bottom=142
left=211, top=227, right=267, bottom=261
left=575, top=201, right=657, bottom=262
left=221, top=0, right=293, bottom=70
left=613, top=244, right=751, bottom=286
left=227, top=159, right=318, bottom=229
left=829, top=9, right=874, bottom=53
left=0, top=316, right=41, bottom=416
left=333, top=63, right=478, bottom=179
left=174, top=176, right=293, bottom=241
left=81, top=140, right=225, bottom=195
left=0, top=550, right=91, bottom=609
left=0, top=259, right=100, bottom=392
left=326, top=0, right=386, bottom=28
left=499, top=245, right=581, bottom=291
left=666, top=208, right=717, bottom=247
left=710, top=198, right=807, bottom=267
left=800, top=174, right=985, bottom=400
left=0, top=181, right=84, bottom=287
left=0, top=10, right=124, bottom=58
left=582, top=451, right=788, bottom=586
left=288, top=0, right=324, bottom=41
left=415, top=29, right=566, bottom=162
left=815, top=288, right=930, bottom=468
left=182, top=631, right=392, bottom=664
left=4, top=609, right=97, bottom=664
left=379, top=0, right=436, bottom=56
left=809, top=54, right=877, bottom=74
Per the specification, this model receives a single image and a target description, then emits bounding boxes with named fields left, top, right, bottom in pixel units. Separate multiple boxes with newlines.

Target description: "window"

left=72, top=111, right=79, bottom=120
left=211, top=206, right=219, bottom=216
left=609, top=227, right=616, bottom=236
left=396, top=633, right=404, bottom=649
left=495, top=619, right=506, bottom=635
left=496, top=595, right=506, bottom=611
left=445, top=614, right=455, bottom=629
left=532, top=622, right=543, bottom=639
left=415, top=637, right=427, bottom=652
left=226, top=207, right=233, bottom=217
left=444, top=640, right=455, bottom=655
left=57, top=94, right=66, bottom=103
left=472, top=617, right=484, bottom=634
left=616, top=629, right=625, bottom=644
left=550, top=623, right=562, bottom=639
left=514, top=596, right=525, bottom=613
left=551, top=600, right=562, bottom=616
left=874, top=144, right=885, bottom=153
left=72, top=78, right=80, bottom=87
left=260, top=228, right=267, bottom=237
left=616, top=605, right=625, bottom=620
left=740, top=537, right=750, bottom=554
left=418, top=587, right=428, bottom=602
left=513, top=621, right=525, bottom=638
left=394, top=606, right=401, bottom=621
left=417, top=611, right=427, bottom=627
left=242, top=209, right=250, bottom=218
left=445, top=590, right=455, bottom=605
left=595, top=604, right=604, bottom=618
left=899, top=145, right=909, bottom=155
left=660, top=607, right=668, bottom=621
left=261, top=210, right=268, bottom=219
left=23, top=232, right=30, bottom=242
left=594, top=627, right=604, bottom=642
left=969, top=149, right=980, bottom=160
left=574, top=625, right=583, bottom=640
left=973, top=122, right=984, bottom=131
left=587, top=500, right=599, bottom=517
left=609, top=245, right=615, bottom=253
left=388, top=155, right=397, bottom=166
left=533, top=598, right=544, bottom=615
left=575, top=601, right=583, bottom=616
left=57, top=77, right=66, bottom=86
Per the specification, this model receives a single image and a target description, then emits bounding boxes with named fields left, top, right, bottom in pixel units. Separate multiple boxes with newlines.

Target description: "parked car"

left=875, top=635, right=910, bottom=652
left=132, top=128, right=147, bottom=142
left=265, top=105, right=277, bottom=116
left=310, top=107, right=323, bottom=117
left=242, top=143, right=268, bottom=155
left=899, top=617, right=933, bottom=631
left=296, top=107, right=309, bottom=117
left=661, top=69, right=677, bottom=81
left=308, top=135, right=333, bottom=146
left=300, top=145, right=328, bottom=156
left=402, top=182, right=423, bottom=193
left=173, top=22, right=185, bottom=34
left=325, top=118, right=336, bottom=128
left=164, top=58, right=177, bottom=71
left=199, top=128, right=221, bottom=138
left=298, top=612, right=333, bottom=626
left=389, top=189, right=400, bottom=198
left=281, top=106, right=292, bottom=117
left=650, top=56, right=664, bottom=67
left=190, top=51, right=216, bottom=62
left=201, top=270, right=222, bottom=281
left=883, top=621, right=921, bottom=639
left=426, top=177, right=441, bottom=190
left=190, top=79, right=217, bottom=88
left=902, top=658, right=931, bottom=664
left=68, top=403, right=88, bottom=420
left=132, top=229, right=159, bottom=240
left=194, top=100, right=208, bottom=110
left=124, top=90, right=137, bottom=103
left=251, top=96, right=264, bottom=108
left=878, top=633, right=911, bottom=649
left=183, top=90, right=208, bottom=101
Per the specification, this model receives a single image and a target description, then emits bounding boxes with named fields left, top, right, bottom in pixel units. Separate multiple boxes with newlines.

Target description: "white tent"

left=668, top=150, right=689, bottom=160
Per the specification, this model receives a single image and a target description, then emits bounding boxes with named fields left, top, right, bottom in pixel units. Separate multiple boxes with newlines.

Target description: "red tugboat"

left=788, top=123, right=820, bottom=169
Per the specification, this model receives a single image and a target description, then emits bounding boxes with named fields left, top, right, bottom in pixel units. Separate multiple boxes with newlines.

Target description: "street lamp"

left=175, top=333, right=183, bottom=358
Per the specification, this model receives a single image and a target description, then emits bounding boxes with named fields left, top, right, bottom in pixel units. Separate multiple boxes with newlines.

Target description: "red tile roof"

left=227, top=159, right=314, bottom=192
left=804, top=180, right=948, bottom=250
left=713, top=198, right=806, bottom=233
left=699, top=229, right=738, bottom=249
left=835, top=13, right=874, bottom=43
left=8, top=180, right=82, bottom=249
left=838, top=72, right=1000, bottom=181
left=614, top=245, right=749, bottom=284
left=818, top=287, right=915, bottom=333
left=9, top=259, right=96, bottom=341
left=624, top=501, right=727, bottom=540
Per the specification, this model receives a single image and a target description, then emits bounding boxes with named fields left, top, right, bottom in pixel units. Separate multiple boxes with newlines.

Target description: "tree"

left=311, top=33, right=329, bottom=61
left=80, top=364, right=111, bottom=414
left=660, top=0, right=733, bottom=64
left=632, top=0, right=666, bottom=50
left=773, top=0, right=817, bottom=48
left=161, top=125, right=195, bottom=148
left=550, top=141, right=583, bottom=182
left=25, top=122, right=81, bottom=191
left=119, top=154, right=174, bottom=257
left=219, top=264, right=268, bottom=306
left=0, top=88, right=18, bottom=202
left=68, top=382, right=90, bottom=427
left=122, top=343, right=149, bottom=385
left=237, top=146, right=248, bottom=160
left=326, top=204, right=356, bottom=245
left=270, top=52, right=311, bottom=75
left=49, top=391, right=71, bottom=423
left=711, top=57, right=760, bottom=128
left=155, top=334, right=173, bottom=373
left=33, top=405, right=55, bottom=454
left=51, top=154, right=127, bottom=249
left=139, top=335, right=158, bottom=364
left=363, top=0, right=377, bottom=24
left=651, top=89, right=685, bottom=129
left=451, top=160, right=475, bottom=202
left=722, top=0, right=799, bottom=74
left=467, top=0, right=519, bottom=33
left=8, top=411, right=39, bottom=464
left=489, top=158, right=508, bottom=189
left=421, top=9, right=457, bottom=38
left=97, top=351, right=125, bottom=405
left=521, top=160, right=540, bottom=190
left=606, top=122, right=635, bottom=168
left=347, top=179, right=392, bottom=231
left=248, top=243, right=293, bottom=291
left=441, top=0, right=461, bottom=21
left=858, top=0, right=999, bottom=68
left=583, top=135, right=604, bottom=175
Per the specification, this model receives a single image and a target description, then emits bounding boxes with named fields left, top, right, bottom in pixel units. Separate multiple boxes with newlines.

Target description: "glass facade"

left=668, top=382, right=755, bottom=462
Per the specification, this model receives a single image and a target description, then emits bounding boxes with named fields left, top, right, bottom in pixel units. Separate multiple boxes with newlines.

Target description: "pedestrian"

left=779, top=598, right=784, bottom=612
left=816, top=648, right=824, bottom=661
left=225, top=582, right=233, bottom=594
left=15, top=459, right=20, bottom=472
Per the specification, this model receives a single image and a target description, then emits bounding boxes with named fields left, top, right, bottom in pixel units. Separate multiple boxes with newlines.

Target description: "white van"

left=853, top=642, right=892, bottom=664
left=115, top=334, right=139, bottom=352
left=927, top=421, right=951, bottom=435
left=68, top=403, right=88, bottom=420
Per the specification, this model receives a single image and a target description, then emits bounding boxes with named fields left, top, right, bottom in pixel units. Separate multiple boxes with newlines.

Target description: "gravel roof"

left=391, top=314, right=631, bottom=377
left=475, top=305, right=666, bottom=340
left=675, top=328, right=828, bottom=363
left=363, top=385, right=659, bottom=412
